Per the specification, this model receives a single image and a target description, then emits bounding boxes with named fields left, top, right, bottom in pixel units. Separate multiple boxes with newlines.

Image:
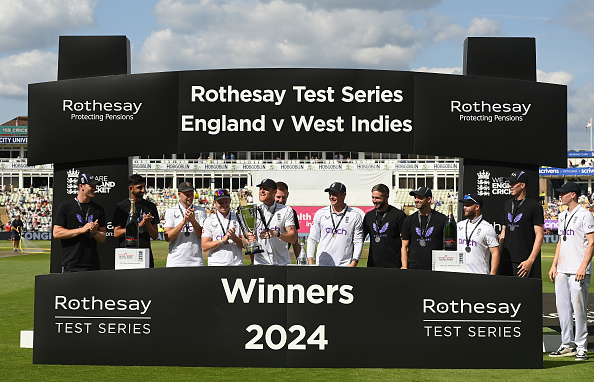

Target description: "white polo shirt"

left=164, top=203, right=207, bottom=267
left=307, top=205, right=364, bottom=266
left=202, top=210, right=243, bottom=266
left=253, top=202, right=295, bottom=265
left=557, top=205, right=594, bottom=275
left=456, top=215, right=498, bottom=274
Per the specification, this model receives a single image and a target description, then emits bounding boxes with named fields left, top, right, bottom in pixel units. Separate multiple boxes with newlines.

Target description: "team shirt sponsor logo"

left=507, top=213, right=522, bottom=230
left=76, top=214, right=94, bottom=228
left=458, top=238, right=477, bottom=247
left=324, top=227, right=348, bottom=235
left=372, top=222, right=389, bottom=240
left=415, top=226, right=434, bottom=243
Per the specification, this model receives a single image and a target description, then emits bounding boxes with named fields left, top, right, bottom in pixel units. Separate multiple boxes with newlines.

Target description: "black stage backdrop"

left=51, top=160, right=130, bottom=272
left=28, top=69, right=566, bottom=168
left=34, top=266, right=542, bottom=369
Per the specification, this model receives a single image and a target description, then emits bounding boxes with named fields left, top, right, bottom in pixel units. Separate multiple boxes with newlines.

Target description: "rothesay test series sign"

left=34, top=266, right=542, bottom=368
left=28, top=69, right=566, bottom=168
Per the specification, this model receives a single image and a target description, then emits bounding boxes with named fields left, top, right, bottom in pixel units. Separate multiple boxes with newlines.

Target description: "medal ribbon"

left=330, top=205, right=348, bottom=235
left=417, top=211, right=432, bottom=239
left=258, top=203, right=277, bottom=231
left=74, top=197, right=90, bottom=227
left=215, top=210, right=233, bottom=239
left=178, top=202, right=193, bottom=233
left=465, top=217, right=483, bottom=250
left=562, top=208, right=579, bottom=240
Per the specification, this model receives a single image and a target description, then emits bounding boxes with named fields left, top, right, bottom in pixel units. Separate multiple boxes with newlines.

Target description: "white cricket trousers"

left=554, top=272, right=591, bottom=350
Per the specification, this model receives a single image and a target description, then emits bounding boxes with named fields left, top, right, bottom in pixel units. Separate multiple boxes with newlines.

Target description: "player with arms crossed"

left=548, top=182, right=593, bottom=361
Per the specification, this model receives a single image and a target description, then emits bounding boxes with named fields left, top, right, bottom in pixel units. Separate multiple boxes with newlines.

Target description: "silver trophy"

left=296, top=236, right=308, bottom=265
left=236, top=204, right=264, bottom=255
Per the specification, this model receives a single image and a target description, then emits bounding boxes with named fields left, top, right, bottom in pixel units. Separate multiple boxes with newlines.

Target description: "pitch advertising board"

left=28, top=69, right=567, bottom=168
left=33, top=266, right=542, bottom=368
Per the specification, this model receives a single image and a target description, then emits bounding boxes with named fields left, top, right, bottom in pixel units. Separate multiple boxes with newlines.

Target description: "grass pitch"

left=1, top=241, right=593, bottom=381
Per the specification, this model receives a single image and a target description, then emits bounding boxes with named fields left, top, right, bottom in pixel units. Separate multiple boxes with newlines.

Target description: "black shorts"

left=11, top=231, right=21, bottom=241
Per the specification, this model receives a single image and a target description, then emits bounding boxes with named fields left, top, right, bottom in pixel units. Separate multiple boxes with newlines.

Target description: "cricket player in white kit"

left=247, top=178, right=297, bottom=265
left=549, top=182, right=594, bottom=361
left=164, top=181, right=207, bottom=267
left=202, top=189, right=245, bottom=266
left=457, top=193, right=499, bottom=275
left=307, top=182, right=364, bottom=267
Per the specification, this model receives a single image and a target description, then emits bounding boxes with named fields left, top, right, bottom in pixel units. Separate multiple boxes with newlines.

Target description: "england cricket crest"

left=476, top=170, right=490, bottom=197
left=66, top=168, right=80, bottom=195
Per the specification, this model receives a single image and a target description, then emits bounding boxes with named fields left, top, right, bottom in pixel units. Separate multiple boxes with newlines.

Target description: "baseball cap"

left=555, top=181, right=581, bottom=194
left=77, top=173, right=100, bottom=186
left=177, top=181, right=194, bottom=193
left=214, top=189, right=231, bottom=201
left=409, top=186, right=432, bottom=198
left=257, top=178, right=277, bottom=189
left=506, top=170, right=529, bottom=184
left=459, top=193, right=484, bottom=207
left=324, top=182, right=346, bottom=193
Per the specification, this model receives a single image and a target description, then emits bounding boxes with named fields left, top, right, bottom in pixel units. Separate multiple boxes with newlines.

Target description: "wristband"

left=91, top=231, right=98, bottom=236
left=277, top=230, right=281, bottom=238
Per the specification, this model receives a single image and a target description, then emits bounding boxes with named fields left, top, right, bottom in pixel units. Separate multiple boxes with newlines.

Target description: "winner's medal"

left=561, top=209, right=579, bottom=244
left=509, top=225, right=515, bottom=232
left=465, top=217, right=483, bottom=255
left=375, top=236, right=380, bottom=243
left=184, top=230, right=190, bottom=237
left=329, top=205, right=347, bottom=240
left=417, top=212, right=432, bottom=249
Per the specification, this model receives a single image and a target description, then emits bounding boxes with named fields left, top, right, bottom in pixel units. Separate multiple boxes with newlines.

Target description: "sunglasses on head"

left=215, top=189, right=229, bottom=197
left=464, top=194, right=479, bottom=205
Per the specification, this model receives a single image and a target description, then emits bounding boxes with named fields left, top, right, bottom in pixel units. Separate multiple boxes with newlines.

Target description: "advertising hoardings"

left=28, top=69, right=567, bottom=168
left=33, top=266, right=542, bottom=368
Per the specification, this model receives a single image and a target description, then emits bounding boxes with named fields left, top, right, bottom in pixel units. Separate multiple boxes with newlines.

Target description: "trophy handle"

left=235, top=206, right=247, bottom=236
left=256, top=205, right=268, bottom=231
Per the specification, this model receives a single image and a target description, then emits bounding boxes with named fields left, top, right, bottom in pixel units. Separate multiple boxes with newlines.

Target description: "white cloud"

left=561, top=0, right=594, bottom=40
left=537, top=69, right=574, bottom=85
left=267, top=0, right=441, bottom=11
left=0, top=0, right=95, bottom=52
left=414, top=66, right=462, bottom=75
left=0, top=51, right=57, bottom=98
left=564, top=81, right=594, bottom=150
left=137, top=0, right=422, bottom=72
left=425, top=15, right=500, bottom=43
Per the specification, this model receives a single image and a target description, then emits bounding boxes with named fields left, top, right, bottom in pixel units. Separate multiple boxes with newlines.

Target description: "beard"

left=375, top=200, right=387, bottom=210
left=465, top=209, right=476, bottom=220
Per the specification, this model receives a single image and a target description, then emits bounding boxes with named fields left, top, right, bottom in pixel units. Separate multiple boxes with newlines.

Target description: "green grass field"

left=1, top=241, right=593, bottom=381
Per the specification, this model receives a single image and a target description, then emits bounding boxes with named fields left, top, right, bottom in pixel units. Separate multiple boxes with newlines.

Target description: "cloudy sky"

left=1, top=0, right=593, bottom=150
